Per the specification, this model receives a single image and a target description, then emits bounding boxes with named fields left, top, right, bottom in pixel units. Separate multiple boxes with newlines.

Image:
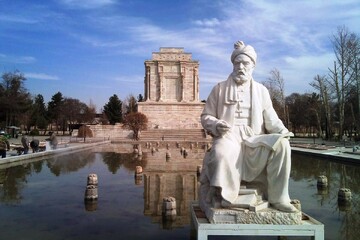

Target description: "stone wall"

left=88, top=124, right=133, bottom=139
left=138, top=102, right=204, bottom=129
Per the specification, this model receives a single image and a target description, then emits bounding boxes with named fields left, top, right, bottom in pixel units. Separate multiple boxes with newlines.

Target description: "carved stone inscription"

left=164, top=77, right=181, bottom=101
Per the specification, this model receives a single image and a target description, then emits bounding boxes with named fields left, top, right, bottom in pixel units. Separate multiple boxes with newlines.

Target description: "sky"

left=1, top=0, right=359, bottom=112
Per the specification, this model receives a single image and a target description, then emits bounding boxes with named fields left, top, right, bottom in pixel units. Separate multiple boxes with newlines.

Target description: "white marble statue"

left=200, top=41, right=297, bottom=213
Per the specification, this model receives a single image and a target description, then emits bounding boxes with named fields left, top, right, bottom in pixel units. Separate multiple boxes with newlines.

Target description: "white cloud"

left=25, top=73, right=60, bottom=81
left=193, top=18, right=221, bottom=27
left=0, top=15, right=39, bottom=24
left=59, top=0, right=116, bottom=9
left=0, top=54, right=36, bottom=64
left=113, top=75, right=143, bottom=84
left=192, top=0, right=360, bottom=95
left=284, top=53, right=334, bottom=72
left=69, top=0, right=357, bottom=97
left=218, top=0, right=352, bottom=55
left=2, top=0, right=357, bottom=100
left=274, top=53, right=334, bottom=94
left=70, top=33, right=126, bottom=48
left=127, top=22, right=229, bottom=61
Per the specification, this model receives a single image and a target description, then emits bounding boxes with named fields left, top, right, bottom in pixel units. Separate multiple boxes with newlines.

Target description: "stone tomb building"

left=138, top=48, right=204, bottom=129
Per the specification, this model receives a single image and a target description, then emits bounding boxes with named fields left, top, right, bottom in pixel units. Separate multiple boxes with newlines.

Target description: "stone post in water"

left=338, top=188, right=352, bottom=211
left=84, top=173, right=98, bottom=211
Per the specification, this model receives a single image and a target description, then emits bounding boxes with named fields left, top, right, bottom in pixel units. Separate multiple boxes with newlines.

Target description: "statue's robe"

left=201, top=76, right=292, bottom=204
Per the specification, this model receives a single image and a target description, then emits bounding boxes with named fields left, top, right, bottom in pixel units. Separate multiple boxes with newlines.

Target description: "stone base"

left=204, top=207, right=302, bottom=224
left=191, top=203, right=324, bottom=240
left=198, top=181, right=302, bottom=224
left=199, top=190, right=302, bottom=224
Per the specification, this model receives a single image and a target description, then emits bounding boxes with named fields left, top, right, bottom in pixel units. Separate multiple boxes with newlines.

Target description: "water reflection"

left=138, top=143, right=204, bottom=229
left=0, top=163, right=31, bottom=203
left=46, top=151, right=96, bottom=176
left=291, top=154, right=360, bottom=240
left=0, top=144, right=359, bottom=240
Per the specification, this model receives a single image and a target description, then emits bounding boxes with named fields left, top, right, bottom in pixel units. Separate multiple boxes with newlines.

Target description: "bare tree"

left=264, top=68, right=287, bottom=125
left=310, top=75, right=333, bottom=139
left=122, top=112, right=148, bottom=140
left=347, top=33, right=360, bottom=137
left=328, top=26, right=357, bottom=138
left=0, top=71, right=31, bottom=127
left=61, top=98, right=86, bottom=134
left=82, top=100, right=96, bottom=124
left=124, top=94, right=138, bottom=115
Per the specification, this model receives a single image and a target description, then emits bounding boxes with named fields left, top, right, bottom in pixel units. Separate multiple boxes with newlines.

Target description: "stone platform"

left=199, top=187, right=302, bottom=224
left=202, top=206, right=302, bottom=224
left=191, top=202, right=324, bottom=240
left=198, top=198, right=302, bottom=225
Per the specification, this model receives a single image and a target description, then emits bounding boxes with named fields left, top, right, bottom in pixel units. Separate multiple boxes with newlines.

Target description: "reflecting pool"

left=0, top=143, right=359, bottom=240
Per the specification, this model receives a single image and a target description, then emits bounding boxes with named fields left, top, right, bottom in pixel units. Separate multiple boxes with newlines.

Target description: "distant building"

left=138, top=48, right=204, bottom=129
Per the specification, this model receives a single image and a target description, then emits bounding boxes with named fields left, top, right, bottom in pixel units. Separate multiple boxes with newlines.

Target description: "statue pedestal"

left=191, top=202, right=324, bottom=240
left=201, top=206, right=302, bottom=225
left=199, top=187, right=301, bottom=224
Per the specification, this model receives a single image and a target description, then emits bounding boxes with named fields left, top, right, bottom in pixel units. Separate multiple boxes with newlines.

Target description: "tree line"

left=0, top=71, right=145, bottom=135
left=264, top=25, right=359, bottom=140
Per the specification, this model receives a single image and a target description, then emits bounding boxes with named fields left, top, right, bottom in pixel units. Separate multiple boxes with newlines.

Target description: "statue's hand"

left=216, top=120, right=231, bottom=135
left=279, top=129, right=294, bottom=138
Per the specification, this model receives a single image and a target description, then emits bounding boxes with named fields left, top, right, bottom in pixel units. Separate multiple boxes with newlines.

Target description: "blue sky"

left=1, top=0, right=359, bottom=112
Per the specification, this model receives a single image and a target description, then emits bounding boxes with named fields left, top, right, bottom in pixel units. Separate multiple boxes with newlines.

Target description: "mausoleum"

left=138, top=48, right=204, bottom=129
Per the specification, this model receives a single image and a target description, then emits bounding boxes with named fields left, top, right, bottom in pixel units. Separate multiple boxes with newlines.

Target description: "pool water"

left=0, top=144, right=359, bottom=240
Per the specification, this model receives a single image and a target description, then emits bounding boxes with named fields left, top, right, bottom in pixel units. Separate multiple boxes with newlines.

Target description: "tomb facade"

left=138, top=48, right=204, bottom=129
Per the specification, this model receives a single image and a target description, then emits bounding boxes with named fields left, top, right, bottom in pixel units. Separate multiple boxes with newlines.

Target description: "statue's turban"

left=230, top=41, right=257, bottom=64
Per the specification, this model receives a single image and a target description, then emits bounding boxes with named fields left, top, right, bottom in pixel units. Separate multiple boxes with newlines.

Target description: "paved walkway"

left=290, top=137, right=360, bottom=164
left=0, top=136, right=110, bottom=166
left=292, top=146, right=360, bottom=163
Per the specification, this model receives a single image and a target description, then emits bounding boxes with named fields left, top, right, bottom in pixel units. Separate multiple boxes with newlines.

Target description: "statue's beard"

left=232, top=71, right=251, bottom=84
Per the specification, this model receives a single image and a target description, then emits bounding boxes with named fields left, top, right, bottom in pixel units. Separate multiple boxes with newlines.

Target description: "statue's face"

left=232, top=54, right=255, bottom=84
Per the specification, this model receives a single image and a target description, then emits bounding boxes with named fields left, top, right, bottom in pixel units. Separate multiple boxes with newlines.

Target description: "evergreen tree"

left=103, top=94, right=123, bottom=124
left=30, top=94, right=48, bottom=133
left=47, top=92, right=64, bottom=131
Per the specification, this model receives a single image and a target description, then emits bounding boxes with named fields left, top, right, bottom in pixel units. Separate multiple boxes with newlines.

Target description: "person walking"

left=21, top=135, right=29, bottom=154
left=50, top=132, right=58, bottom=150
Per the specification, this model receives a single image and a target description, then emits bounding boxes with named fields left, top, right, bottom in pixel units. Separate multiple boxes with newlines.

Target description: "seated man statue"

left=200, top=41, right=297, bottom=213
